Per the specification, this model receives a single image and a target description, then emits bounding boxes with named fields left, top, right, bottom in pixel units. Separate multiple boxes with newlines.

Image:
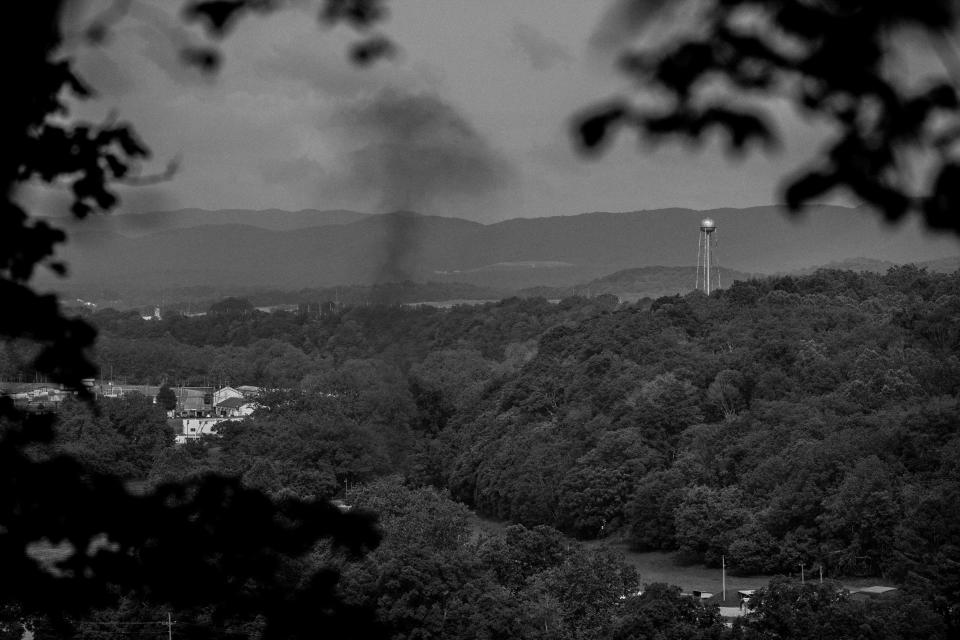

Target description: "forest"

left=5, top=0, right=960, bottom=637
left=14, top=266, right=958, bottom=638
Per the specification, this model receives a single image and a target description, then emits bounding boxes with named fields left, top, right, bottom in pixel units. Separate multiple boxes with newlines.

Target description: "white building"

left=173, top=417, right=234, bottom=444
left=215, top=397, right=259, bottom=418
left=213, top=386, right=244, bottom=406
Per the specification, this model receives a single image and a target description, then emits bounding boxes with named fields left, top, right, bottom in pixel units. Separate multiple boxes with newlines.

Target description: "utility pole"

left=166, top=612, right=173, bottom=640
left=799, top=562, right=805, bottom=584
left=722, top=555, right=726, bottom=601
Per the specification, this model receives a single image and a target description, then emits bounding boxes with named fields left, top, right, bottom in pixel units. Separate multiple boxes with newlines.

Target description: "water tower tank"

left=700, top=218, right=716, bottom=233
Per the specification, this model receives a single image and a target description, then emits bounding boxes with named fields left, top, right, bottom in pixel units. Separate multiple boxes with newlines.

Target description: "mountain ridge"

left=39, top=208, right=371, bottom=236
left=43, top=204, right=957, bottom=291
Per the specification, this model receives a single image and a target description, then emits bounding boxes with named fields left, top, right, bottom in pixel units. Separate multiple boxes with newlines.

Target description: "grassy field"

left=593, top=544, right=770, bottom=594
left=468, top=512, right=885, bottom=594
left=597, top=542, right=888, bottom=593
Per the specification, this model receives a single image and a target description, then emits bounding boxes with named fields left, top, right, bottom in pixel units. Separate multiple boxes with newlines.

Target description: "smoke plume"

left=326, top=88, right=514, bottom=212
left=321, top=88, right=516, bottom=281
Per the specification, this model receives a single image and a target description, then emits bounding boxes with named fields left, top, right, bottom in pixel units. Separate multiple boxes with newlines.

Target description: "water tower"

left=696, top=218, right=720, bottom=294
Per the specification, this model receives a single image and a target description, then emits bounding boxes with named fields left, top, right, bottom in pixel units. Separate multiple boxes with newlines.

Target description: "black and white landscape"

left=4, top=2, right=960, bottom=640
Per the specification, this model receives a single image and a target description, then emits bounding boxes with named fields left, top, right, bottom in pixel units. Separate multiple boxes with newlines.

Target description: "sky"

left=24, top=0, right=945, bottom=223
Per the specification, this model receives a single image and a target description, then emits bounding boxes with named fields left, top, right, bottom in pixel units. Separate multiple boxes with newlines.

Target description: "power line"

left=71, top=614, right=175, bottom=640
left=77, top=622, right=168, bottom=626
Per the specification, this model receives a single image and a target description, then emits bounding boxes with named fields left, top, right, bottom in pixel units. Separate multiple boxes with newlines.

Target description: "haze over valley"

left=43, top=204, right=958, bottom=306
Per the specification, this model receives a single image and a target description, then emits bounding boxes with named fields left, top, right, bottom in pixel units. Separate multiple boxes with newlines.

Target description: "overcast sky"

left=27, top=1, right=936, bottom=223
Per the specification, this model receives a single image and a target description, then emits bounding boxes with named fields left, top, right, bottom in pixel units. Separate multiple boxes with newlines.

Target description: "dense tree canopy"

left=99, top=268, right=960, bottom=636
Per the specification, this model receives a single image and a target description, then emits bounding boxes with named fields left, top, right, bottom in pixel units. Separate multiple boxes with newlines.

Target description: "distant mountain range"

left=41, top=208, right=369, bottom=235
left=40, top=205, right=958, bottom=295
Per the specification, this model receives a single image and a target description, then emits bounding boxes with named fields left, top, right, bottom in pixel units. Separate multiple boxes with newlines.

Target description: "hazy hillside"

left=921, top=255, right=960, bottom=272
left=577, top=265, right=758, bottom=301
left=44, top=205, right=958, bottom=292
left=41, top=208, right=369, bottom=236
left=511, top=266, right=759, bottom=302
left=791, top=256, right=960, bottom=276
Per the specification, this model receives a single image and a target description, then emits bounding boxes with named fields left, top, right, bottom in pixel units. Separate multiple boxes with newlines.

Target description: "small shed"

left=848, top=586, right=898, bottom=601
